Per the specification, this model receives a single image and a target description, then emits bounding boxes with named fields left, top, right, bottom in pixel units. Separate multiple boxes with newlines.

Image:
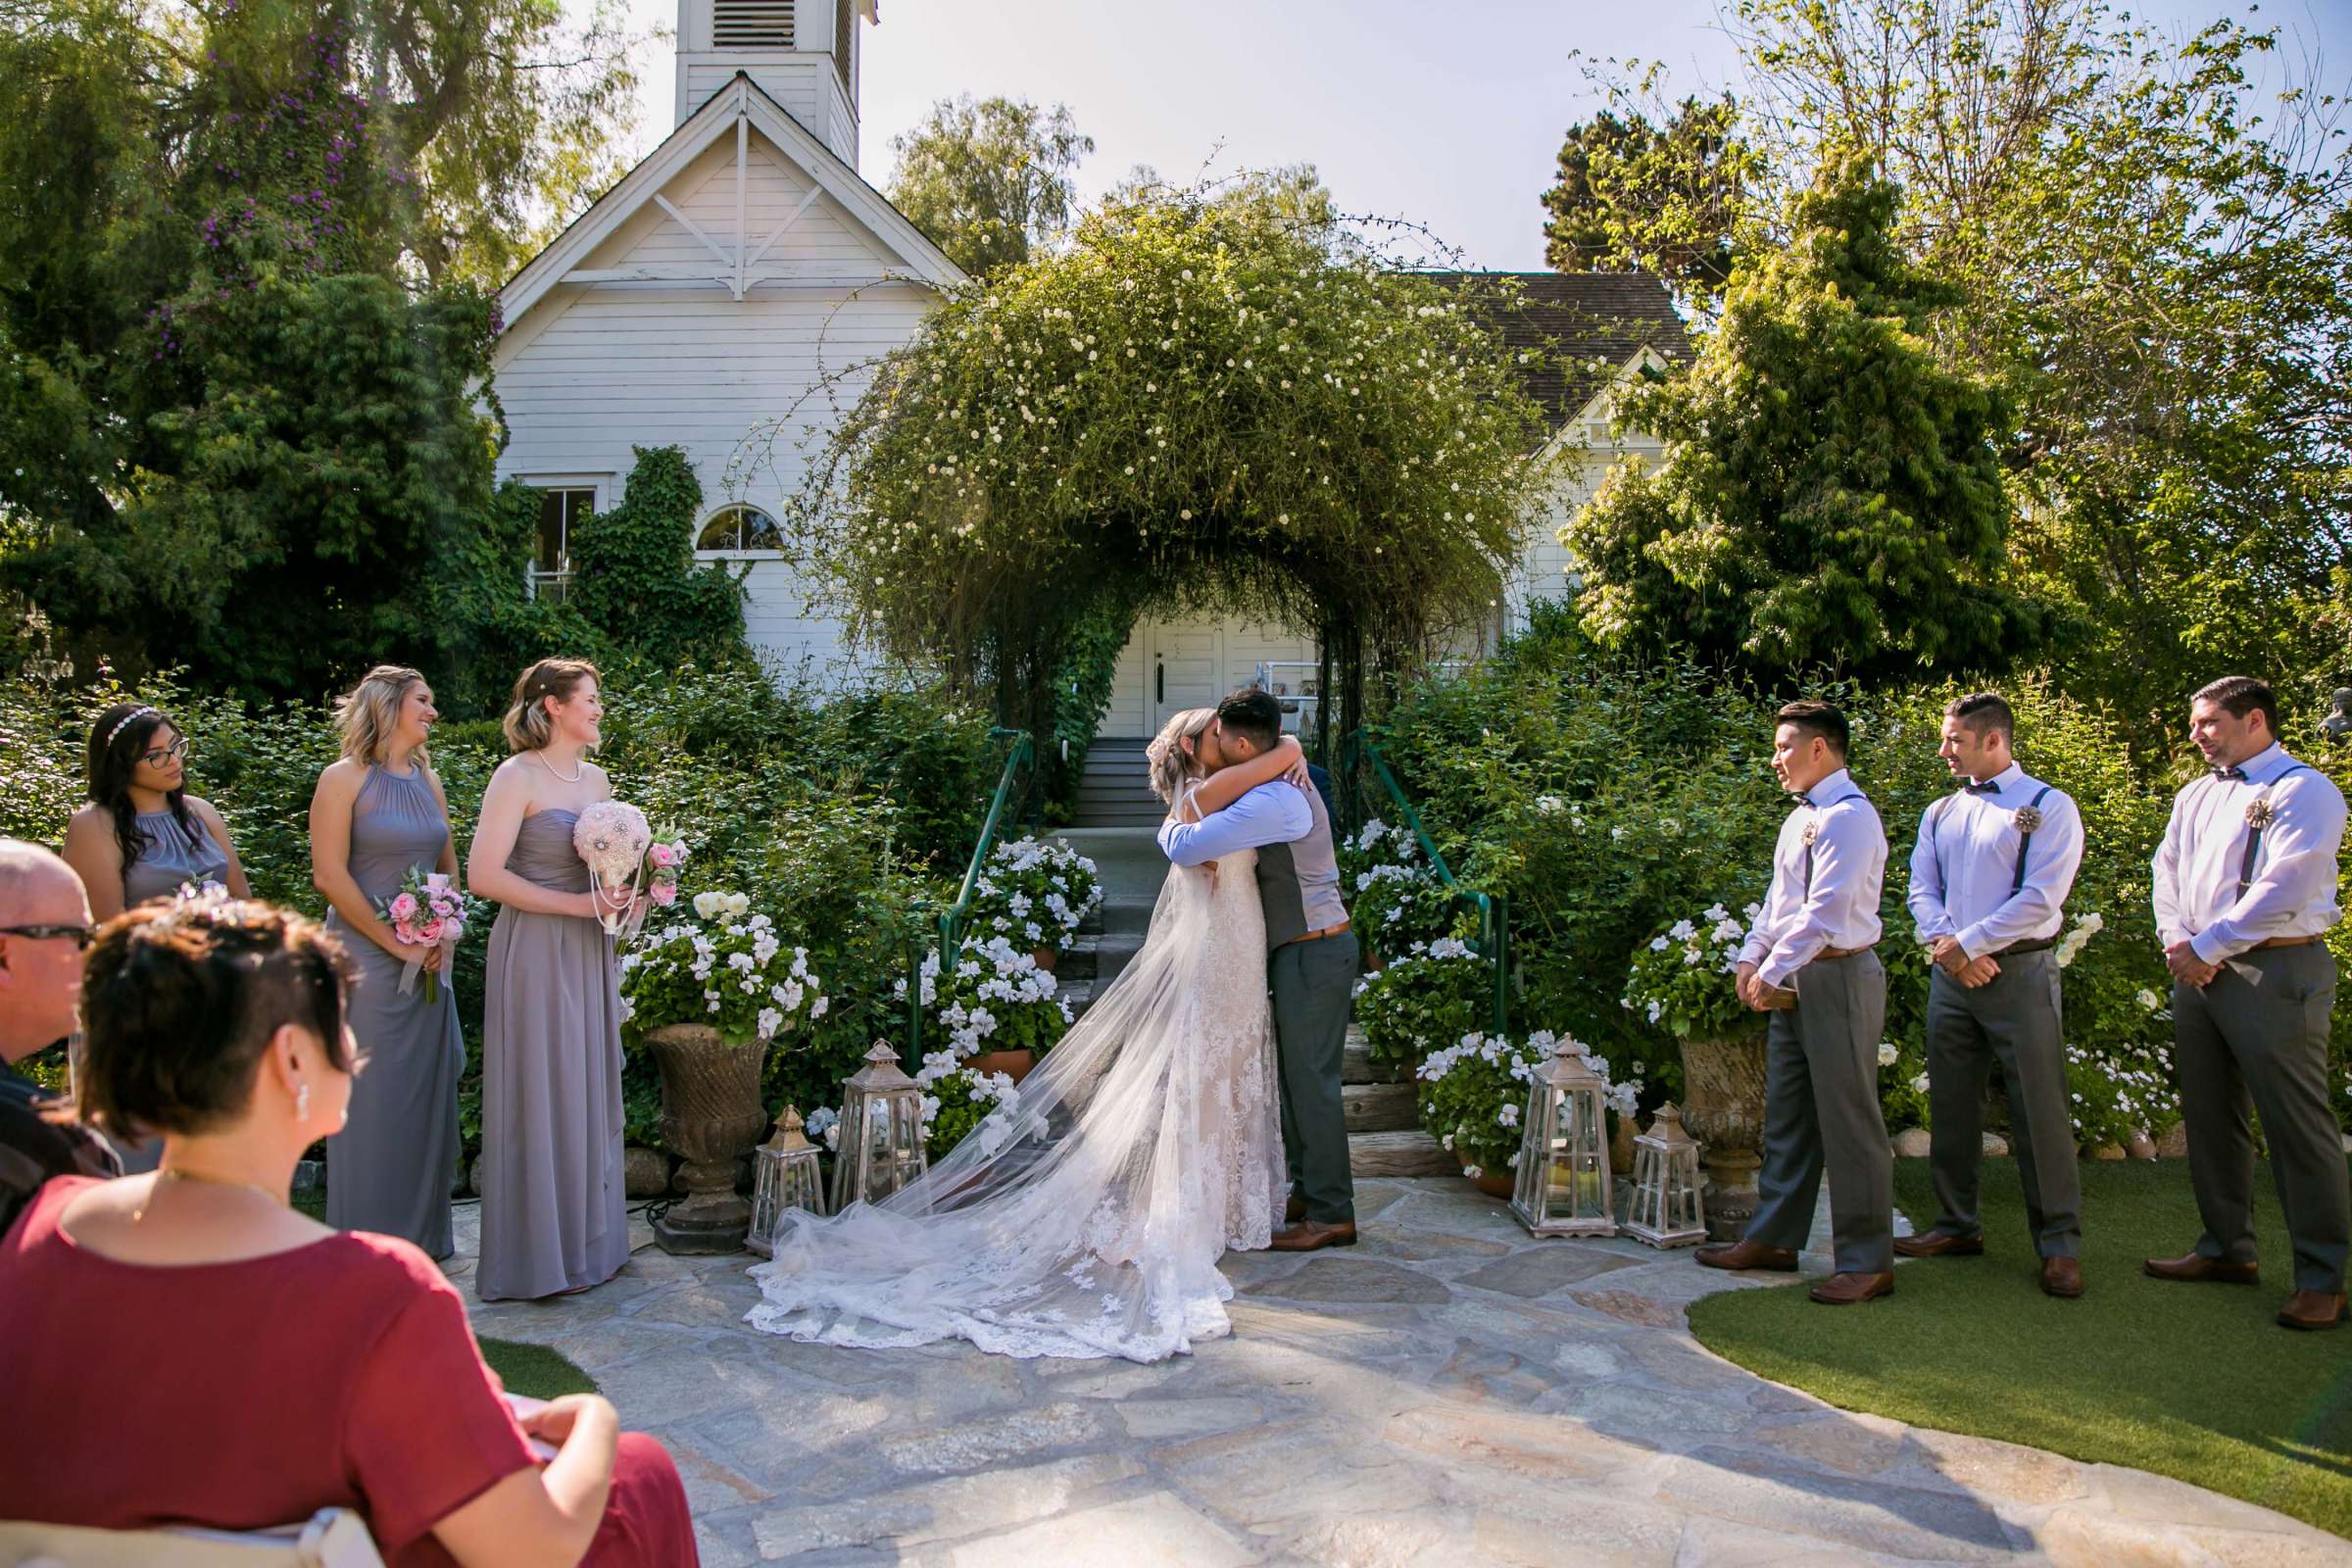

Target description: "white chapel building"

left=491, top=0, right=1688, bottom=741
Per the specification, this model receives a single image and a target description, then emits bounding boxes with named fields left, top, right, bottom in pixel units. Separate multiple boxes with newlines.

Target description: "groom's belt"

left=1285, top=919, right=1353, bottom=947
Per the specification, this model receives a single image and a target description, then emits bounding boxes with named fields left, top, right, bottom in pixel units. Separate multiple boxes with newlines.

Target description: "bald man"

left=0, top=839, right=117, bottom=1236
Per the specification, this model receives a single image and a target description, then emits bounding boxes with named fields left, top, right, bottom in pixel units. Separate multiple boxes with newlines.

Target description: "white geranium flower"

left=692, top=891, right=723, bottom=920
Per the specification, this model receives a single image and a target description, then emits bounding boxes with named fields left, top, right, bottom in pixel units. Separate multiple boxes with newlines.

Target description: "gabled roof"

left=1418, top=270, right=1690, bottom=437
left=498, top=73, right=966, bottom=331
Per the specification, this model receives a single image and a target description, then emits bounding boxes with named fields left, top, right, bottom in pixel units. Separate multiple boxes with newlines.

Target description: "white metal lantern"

left=1510, top=1038, right=1616, bottom=1237
left=1622, top=1102, right=1707, bottom=1249
left=831, top=1041, right=929, bottom=1211
left=747, top=1105, right=827, bottom=1256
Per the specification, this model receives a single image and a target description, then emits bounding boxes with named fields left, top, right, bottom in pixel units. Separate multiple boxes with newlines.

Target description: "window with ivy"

left=696, top=504, right=784, bottom=554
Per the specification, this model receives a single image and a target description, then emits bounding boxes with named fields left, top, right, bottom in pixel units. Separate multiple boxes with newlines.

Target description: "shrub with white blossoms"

left=965, top=836, right=1103, bottom=953
left=2064, top=1040, right=2180, bottom=1148
left=897, top=934, right=1073, bottom=1057
left=618, top=897, right=828, bottom=1047
left=1415, top=1029, right=1639, bottom=1177
left=1338, top=817, right=1463, bottom=953
left=1353, top=936, right=1487, bottom=1068
left=1621, top=903, right=1763, bottom=1041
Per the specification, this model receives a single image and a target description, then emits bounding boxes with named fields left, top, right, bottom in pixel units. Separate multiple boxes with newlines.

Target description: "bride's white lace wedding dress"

left=744, top=787, right=1285, bottom=1362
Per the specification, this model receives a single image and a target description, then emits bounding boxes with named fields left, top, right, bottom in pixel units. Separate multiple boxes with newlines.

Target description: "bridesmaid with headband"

left=63, top=703, right=251, bottom=922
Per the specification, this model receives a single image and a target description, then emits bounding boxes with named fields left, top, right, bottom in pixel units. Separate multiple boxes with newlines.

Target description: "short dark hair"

left=1215, top=688, right=1283, bottom=753
left=1945, top=692, right=2014, bottom=742
left=77, top=898, right=357, bottom=1140
left=1776, top=699, right=1849, bottom=757
left=2192, top=675, right=2278, bottom=738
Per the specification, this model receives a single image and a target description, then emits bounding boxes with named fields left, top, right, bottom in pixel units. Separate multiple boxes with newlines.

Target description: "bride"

left=745, top=709, right=1314, bottom=1362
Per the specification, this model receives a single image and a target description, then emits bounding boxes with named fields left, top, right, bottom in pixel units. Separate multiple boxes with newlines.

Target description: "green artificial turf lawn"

left=1687, top=1157, right=2352, bottom=1540
left=289, top=1192, right=597, bottom=1399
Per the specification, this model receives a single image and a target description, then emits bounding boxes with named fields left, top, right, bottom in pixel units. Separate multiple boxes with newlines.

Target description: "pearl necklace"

left=533, top=749, right=586, bottom=785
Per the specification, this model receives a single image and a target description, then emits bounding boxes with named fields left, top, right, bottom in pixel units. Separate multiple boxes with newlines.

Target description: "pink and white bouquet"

left=571, top=801, right=688, bottom=940
left=376, top=867, right=477, bottom=1004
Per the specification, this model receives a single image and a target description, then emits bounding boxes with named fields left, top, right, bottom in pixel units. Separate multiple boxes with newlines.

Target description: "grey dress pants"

left=1924, top=950, right=2082, bottom=1257
left=1270, top=931, right=1359, bottom=1225
left=1746, top=951, right=1894, bottom=1275
left=2172, top=942, right=2349, bottom=1294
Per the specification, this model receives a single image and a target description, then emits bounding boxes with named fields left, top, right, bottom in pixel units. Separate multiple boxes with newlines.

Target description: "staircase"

left=1051, top=826, right=1451, bottom=1180
left=1069, top=739, right=1163, bottom=827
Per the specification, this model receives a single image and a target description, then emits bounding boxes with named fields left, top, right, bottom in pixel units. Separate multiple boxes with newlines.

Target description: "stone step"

left=1093, top=931, right=1146, bottom=985
left=1100, top=896, right=1157, bottom=935
left=1343, top=1082, right=1416, bottom=1133
left=1349, top=1128, right=1455, bottom=1178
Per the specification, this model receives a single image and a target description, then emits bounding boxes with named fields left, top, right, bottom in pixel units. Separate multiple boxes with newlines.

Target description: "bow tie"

left=1963, top=780, right=2001, bottom=796
left=2211, top=765, right=2246, bottom=782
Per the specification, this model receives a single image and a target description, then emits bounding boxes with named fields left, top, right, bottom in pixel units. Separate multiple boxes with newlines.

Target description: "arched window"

left=696, top=505, right=783, bottom=554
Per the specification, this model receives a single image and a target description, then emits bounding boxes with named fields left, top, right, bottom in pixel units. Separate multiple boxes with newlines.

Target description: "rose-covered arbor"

left=787, top=190, right=1554, bottom=772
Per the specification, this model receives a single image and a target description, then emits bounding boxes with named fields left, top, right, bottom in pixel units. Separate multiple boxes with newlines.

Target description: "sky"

left=589, top=0, right=2352, bottom=270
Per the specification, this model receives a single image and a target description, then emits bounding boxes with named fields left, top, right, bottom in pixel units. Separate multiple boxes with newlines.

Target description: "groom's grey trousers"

left=1272, top=930, right=1359, bottom=1225
left=1746, top=951, right=1894, bottom=1274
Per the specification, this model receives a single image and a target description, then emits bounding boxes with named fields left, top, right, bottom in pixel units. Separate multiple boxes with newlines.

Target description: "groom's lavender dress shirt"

left=1158, top=781, right=1347, bottom=950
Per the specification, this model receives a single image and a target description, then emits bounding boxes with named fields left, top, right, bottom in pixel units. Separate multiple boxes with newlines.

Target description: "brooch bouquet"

left=571, top=803, right=688, bottom=939
left=377, top=868, right=479, bottom=1003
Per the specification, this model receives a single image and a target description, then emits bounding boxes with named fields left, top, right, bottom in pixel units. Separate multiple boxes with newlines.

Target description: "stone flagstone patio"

left=451, top=1182, right=2351, bottom=1566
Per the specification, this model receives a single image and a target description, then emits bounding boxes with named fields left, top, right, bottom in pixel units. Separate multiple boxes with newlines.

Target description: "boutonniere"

left=1801, top=817, right=1820, bottom=847
left=2245, top=797, right=2277, bottom=830
left=2012, top=805, right=2043, bottom=834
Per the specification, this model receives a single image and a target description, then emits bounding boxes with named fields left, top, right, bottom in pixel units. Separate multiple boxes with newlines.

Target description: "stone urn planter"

left=644, top=1022, right=770, bottom=1254
left=1678, top=1032, right=1768, bottom=1243
left=962, top=1048, right=1037, bottom=1084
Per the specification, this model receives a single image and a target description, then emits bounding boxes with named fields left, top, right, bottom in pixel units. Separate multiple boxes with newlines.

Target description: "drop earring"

left=296, top=1084, right=311, bottom=1122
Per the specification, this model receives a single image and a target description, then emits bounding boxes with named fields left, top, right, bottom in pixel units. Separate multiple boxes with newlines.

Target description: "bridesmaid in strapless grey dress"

left=321, top=767, right=465, bottom=1257
left=477, top=808, right=628, bottom=1300
left=119, top=810, right=231, bottom=907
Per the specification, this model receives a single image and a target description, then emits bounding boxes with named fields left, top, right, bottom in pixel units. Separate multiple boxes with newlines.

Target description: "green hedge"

left=2, top=662, right=1002, bottom=1165
left=1355, top=605, right=2352, bottom=1144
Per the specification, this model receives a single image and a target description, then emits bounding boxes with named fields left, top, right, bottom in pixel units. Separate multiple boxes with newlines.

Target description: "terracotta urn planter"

left=1457, top=1152, right=1514, bottom=1200
left=961, top=1048, right=1037, bottom=1084
left=1678, top=1032, right=1769, bottom=1243
left=644, top=1022, right=770, bottom=1254
left=1030, top=946, right=1060, bottom=974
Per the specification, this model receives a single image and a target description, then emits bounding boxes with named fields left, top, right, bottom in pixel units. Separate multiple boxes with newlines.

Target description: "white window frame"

left=694, top=502, right=786, bottom=561
left=520, top=474, right=612, bottom=600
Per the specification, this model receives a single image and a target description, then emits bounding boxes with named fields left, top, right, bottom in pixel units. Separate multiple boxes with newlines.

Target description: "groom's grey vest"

left=1252, top=783, right=1348, bottom=953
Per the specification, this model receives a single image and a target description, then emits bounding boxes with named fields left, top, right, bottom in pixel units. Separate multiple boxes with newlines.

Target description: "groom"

left=1158, top=689, right=1359, bottom=1250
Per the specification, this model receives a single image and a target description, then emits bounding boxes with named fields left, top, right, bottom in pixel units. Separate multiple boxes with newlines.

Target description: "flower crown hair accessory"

left=106, top=706, right=160, bottom=747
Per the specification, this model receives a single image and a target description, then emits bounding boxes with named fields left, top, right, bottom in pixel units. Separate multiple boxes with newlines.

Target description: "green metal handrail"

left=1342, top=730, right=1509, bottom=1037
left=904, top=727, right=1034, bottom=1067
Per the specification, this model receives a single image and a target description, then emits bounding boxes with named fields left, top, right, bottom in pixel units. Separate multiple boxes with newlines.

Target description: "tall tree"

left=885, top=94, right=1092, bottom=278
left=1567, top=157, right=2040, bottom=678
left=1541, top=88, right=1752, bottom=303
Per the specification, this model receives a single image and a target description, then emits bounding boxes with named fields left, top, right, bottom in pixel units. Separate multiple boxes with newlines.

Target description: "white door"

left=1149, top=622, right=1225, bottom=732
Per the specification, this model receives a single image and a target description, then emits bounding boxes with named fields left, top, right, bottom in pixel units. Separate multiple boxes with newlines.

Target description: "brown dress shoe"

left=1810, top=1271, right=1895, bottom=1304
left=1269, top=1219, right=1356, bottom=1251
left=1694, top=1239, right=1798, bottom=1273
left=1893, top=1231, right=1984, bottom=1258
left=2278, top=1291, right=2347, bottom=1331
left=1284, top=1193, right=1307, bottom=1225
left=2143, top=1251, right=2260, bottom=1285
left=2040, top=1256, right=2085, bottom=1298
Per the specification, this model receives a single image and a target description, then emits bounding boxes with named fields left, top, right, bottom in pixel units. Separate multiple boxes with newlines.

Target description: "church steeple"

left=676, top=0, right=871, bottom=167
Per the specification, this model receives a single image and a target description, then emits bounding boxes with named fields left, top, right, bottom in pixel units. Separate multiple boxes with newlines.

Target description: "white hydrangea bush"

left=619, top=896, right=828, bottom=1046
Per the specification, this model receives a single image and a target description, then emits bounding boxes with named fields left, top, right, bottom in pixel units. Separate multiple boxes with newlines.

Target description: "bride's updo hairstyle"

left=76, top=896, right=356, bottom=1142
left=501, top=658, right=601, bottom=754
left=1145, top=708, right=1218, bottom=804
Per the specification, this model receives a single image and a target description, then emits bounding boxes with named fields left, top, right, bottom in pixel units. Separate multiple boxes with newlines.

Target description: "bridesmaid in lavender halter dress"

left=309, top=667, right=466, bottom=1257
left=466, top=659, right=633, bottom=1301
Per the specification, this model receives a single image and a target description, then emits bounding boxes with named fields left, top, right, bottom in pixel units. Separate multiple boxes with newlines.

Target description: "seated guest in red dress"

left=0, top=894, right=699, bottom=1568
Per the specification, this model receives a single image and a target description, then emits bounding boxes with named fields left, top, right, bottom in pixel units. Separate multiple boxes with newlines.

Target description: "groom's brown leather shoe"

left=2278, top=1291, right=2347, bottom=1331
left=2039, top=1256, right=2085, bottom=1298
left=1693, top=1239, right=1798, bottom=1272
left=1269, top=1219, right=1356, bottom=1251
left=1285, top=1193, right=1307, bottom=1225
left=2143, top=1250, right=2259, bottom=1285
left=1893, top=1230, right=1984, bottom=1258
left=1809, top=1271, right=1894, bottom=1305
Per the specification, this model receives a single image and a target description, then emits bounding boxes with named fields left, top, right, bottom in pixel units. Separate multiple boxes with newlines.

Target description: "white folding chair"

left=0, top=1507, right=383, bottom=1567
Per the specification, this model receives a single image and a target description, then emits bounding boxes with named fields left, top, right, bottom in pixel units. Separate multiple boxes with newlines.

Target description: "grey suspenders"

left=1928, top=783, right=2055, bottom=896
left=2237, top=763, right=2313, bottom=898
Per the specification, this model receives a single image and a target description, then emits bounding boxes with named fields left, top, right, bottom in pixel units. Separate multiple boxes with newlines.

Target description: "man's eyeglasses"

left=141, top=737, right=191, bottom=768
left=0, top=923, right=96, bottom=950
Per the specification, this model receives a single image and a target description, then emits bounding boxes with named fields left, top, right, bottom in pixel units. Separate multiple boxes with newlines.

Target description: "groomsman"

left=2147, top=676, right=2348, bottom=1332
left=1896, top=693, right=2087, bottom=1298
left=1697, top=701, right=1896, bottom=1304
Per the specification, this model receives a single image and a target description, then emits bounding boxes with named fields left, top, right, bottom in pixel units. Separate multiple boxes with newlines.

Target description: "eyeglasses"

left=141, top=737, right=190, bottom=768
left=0, top=923, right=95, bottom=950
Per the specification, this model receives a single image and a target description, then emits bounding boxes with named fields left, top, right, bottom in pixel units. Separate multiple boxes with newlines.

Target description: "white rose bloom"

left=1910, top=1073, right=1932, bottom=1095
left=1877, top=1042, right=1899, bottom=1067
left=693, top=891, right=723, bottom=920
